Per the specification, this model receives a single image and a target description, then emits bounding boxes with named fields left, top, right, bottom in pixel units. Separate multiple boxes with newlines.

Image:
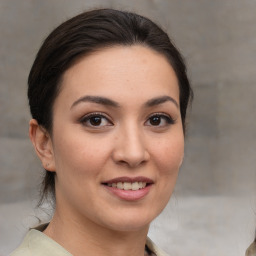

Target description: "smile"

left=107, top=181, right=147, bottom=191
left=102, top=176, right=153, bottom=201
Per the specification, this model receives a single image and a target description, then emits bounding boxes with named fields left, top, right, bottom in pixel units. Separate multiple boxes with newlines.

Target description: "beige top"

left=11, top=228, right=168, bottom=256
left=246, top=240, right=256, bottom=256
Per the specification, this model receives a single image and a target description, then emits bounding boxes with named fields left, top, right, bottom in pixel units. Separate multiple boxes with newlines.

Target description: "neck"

left=43, top=207, right=149, bottom=256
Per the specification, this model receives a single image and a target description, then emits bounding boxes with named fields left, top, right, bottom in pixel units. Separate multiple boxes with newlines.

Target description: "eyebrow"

left=71, top=95, right=179, bottom=109
left=71, top=95, right=120, bottom=109
left=144, top=96, right=179, bottom=108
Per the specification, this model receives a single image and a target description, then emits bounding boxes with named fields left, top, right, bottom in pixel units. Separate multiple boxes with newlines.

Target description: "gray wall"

left=1, top=0, right=255, bottom=203
left=1, top=1, right=256, bottom=255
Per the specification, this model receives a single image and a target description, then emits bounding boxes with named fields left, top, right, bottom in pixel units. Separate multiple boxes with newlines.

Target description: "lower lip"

left=103, top=185, right=152, bottom=201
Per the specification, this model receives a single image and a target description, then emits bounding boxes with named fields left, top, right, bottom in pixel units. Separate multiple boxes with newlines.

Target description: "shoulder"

left=10, top=229, right=72, bottom=256
left=246, top=240, right=256, bottom=256
left=11, top=248, right=31, bottom=256
left=146, top=237, right=169, bottom=256
left=10, top=232, right=32, bottom=256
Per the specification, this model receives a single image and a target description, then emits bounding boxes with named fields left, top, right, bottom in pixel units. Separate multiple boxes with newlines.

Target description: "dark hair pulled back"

left=28, top=8, right=193, bottom=204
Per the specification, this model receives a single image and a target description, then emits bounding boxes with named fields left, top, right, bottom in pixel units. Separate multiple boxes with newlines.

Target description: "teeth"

left=107, top=182, right=147, bottom=191
left=124, top=182, right=132, bottom=190
left=117, top=182, right=123, bottom=189
left=132, top=182, right=139, bottom=190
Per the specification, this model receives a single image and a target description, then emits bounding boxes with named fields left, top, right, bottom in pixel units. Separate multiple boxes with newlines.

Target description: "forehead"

left=58, top=45, right=180, bottom=106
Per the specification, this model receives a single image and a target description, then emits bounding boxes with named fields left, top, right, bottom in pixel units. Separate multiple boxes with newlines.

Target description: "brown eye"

left=80, top=113, right=113, bottom=128
left=149, top=115, right=161, bottom=126
left=89, top=116, right=102, bottom=126
left=145, top=114, right=175, bottom=127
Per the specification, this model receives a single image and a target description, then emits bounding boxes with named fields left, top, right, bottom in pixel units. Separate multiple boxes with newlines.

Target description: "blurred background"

left=0, top=0, right=256, bottom=255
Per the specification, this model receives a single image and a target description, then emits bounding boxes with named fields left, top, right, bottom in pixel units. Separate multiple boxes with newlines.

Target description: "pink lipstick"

left=102, top=176, right=153, bottom=201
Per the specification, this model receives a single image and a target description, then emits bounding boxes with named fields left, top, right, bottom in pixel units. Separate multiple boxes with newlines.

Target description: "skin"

left=29, top=45, right=184, bottom=256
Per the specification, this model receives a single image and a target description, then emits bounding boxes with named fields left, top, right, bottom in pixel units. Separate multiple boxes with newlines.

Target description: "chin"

left=99, top=208, right=161, bottom=232
left=107, top=219, right=150, bottom=232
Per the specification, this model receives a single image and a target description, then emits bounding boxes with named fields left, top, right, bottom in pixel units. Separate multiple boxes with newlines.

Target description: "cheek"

left=52, top=130, right=114, bottom=212
left=52, top=132, right=110, bottom=178
left=149, top=134, right=184, bottom=214
left=153, top=135, right=184, bottom=176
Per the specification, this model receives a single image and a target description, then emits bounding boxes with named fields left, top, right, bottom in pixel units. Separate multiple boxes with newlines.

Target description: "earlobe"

left=29, top=119, right=56, bottom=172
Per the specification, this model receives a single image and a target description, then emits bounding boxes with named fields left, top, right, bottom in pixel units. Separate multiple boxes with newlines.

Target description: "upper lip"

left=102, top=176, right=154, bottom=184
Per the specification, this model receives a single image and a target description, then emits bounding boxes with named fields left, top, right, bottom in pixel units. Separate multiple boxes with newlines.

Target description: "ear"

left=29, top=119, right=56, bottom=172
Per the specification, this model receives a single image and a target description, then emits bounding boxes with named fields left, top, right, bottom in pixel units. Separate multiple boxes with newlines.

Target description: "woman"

left=11, top=8, right=192, bottom=256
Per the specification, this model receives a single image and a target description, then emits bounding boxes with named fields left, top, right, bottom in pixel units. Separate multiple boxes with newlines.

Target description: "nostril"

left=116, top=160, right=130, bottom=166
left=117, top=159, right=147, bottom=168
left=111, top=139, right=150, bottom=168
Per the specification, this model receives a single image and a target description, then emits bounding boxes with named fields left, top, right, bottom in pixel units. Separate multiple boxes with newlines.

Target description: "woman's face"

left=49, top=45, right=184, bottom=231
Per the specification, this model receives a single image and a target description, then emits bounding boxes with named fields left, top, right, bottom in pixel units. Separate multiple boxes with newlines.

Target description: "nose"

left=112, top=126, right=150, bottom=168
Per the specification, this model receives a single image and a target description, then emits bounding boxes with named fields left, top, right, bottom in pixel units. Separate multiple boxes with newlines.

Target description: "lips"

left=102, top=176, right=153, bottom=201
left=107, top=181, right=147, bottom=191
left=102, top=176, right=153, bottom=188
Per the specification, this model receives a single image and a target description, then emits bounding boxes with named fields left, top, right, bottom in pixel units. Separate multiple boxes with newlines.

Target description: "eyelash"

left=79, top=112, right=175, bottom=128
left=145, top=113, right=175, bottom=127
left=80, top=112, right=113, bottom=128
